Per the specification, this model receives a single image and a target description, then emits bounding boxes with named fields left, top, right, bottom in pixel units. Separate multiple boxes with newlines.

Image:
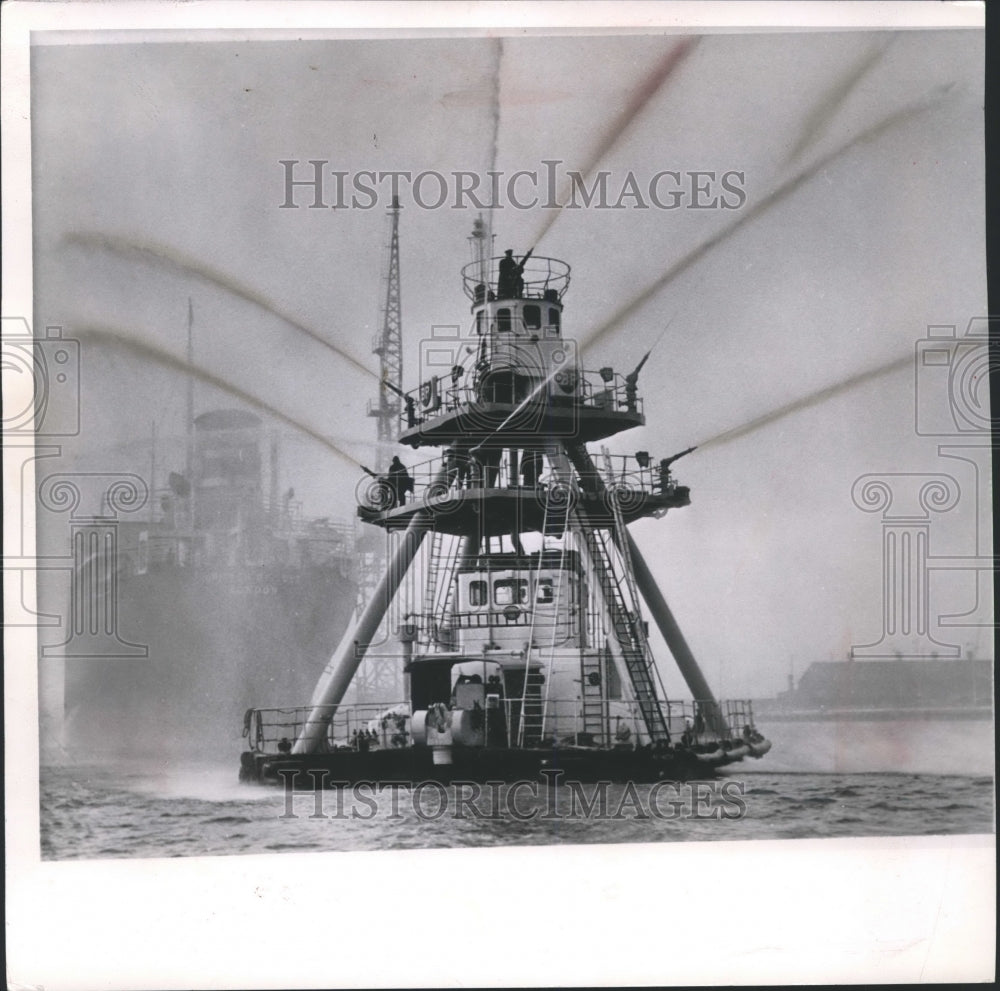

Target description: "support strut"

left=626, top=531, right=728, bottom=735
left=293, top=466, right=448, bottom=753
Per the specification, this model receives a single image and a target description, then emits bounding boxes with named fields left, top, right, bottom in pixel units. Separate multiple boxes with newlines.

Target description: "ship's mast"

left=184, top=297, right=197, bottom=533
left=468, top=214, right=494, bottom=290
left=369, top=196, right=403, bottom=473
left=185, top=297, right=194, bottom=481
left=352, top=196, right=405, bottom=701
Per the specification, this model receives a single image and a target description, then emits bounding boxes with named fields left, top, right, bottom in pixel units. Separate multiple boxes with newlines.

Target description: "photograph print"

left=14, top=8, right=993, bottom=862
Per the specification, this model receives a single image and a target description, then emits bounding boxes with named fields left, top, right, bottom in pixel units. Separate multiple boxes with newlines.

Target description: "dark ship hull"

left=60, top=561, right=358, bottom=759
left=46, top=408, right=362, bottom=762
left=240, top=742, right=715, bottom=789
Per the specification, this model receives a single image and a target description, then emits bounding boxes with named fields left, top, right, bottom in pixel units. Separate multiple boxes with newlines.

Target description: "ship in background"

left=45, top=202, right=414, bottom=761
left=55, top=408, right=363, bottom=758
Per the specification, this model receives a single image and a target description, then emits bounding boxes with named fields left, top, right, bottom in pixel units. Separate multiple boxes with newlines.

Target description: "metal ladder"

left=600, top=448, right=671, bottom=703
left=579, top=525, right=670, bottom=744
left=547, top=444, right=670, bottom=744
left=543, top=448, right=607, bottom=744
left=577, top=642, right=607, bottom=746
left=422, top=531, right=461, bottom=648
left=420, top=530, right=445, bottom=646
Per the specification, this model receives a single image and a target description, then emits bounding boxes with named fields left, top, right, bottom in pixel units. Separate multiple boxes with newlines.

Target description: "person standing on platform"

left=389, top=455, right=413, bottom=507
left=497, top=248, right=533, bottom=299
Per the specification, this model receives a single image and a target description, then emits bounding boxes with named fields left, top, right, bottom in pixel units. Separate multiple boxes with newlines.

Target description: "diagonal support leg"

left=626, top=532, right=728, bottom=736
left=293, top=465, right=449, bottom=754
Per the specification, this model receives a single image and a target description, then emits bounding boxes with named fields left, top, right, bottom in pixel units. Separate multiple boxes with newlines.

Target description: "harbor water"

left=40, top=761, right=993, bottom=860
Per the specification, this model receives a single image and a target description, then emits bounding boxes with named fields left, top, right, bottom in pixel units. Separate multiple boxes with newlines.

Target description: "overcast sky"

left=30, top=26, right=989, bottom=697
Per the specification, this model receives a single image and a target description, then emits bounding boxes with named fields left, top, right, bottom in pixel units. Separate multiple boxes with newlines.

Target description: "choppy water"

left=40, top=762, right=994, bottom=860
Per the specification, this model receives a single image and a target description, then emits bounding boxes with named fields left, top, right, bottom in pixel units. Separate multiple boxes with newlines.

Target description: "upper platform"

left=396, top=386, right=645, bottom=447
left=461, top=254, right=571, bottom=306
left=357, top=450, right=691, bottom=535
left=398, top=251, right=649, bottom=448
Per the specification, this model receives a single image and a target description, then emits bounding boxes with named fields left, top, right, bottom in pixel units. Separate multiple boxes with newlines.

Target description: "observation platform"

left=356, top=451, right=690, bottom=536
left=397, top=367, right=645, bottom=448
left=461, top=254, right=571, bottom=305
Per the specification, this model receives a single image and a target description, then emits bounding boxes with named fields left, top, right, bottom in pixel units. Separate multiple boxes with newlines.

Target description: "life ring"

left=503, top=604, right=521, bottom=622
left=420, top=376, right=439, bottom=409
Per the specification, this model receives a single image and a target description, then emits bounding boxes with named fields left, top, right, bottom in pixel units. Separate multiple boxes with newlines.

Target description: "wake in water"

left=40, top=764, right=994, bottom=861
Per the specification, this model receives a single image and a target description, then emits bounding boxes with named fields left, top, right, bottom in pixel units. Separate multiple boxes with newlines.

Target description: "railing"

left=357, top=450, right=549, bottom=511
left=244, top=702, right=410, bottom=754
left=575, top=369, right=644, bottom=417
left=398, top=364, right=644, bottom=430
left=721, top=699, right=757, bottom=738
left=357, top=450, right=678, bottom=512
left=404, top=608, right=579, bottom=652
left=460, top=255, right=571, bottom=301
left=243, top=697, right=762, bottom=754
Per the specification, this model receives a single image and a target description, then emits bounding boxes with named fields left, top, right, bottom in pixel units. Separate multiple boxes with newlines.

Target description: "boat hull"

left=50, top=563, right=358, bottom=759
left=239, top=743, right=716, bottom=787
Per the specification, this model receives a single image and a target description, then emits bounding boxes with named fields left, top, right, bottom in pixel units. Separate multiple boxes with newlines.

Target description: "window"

left=469, top=580, right=488, bottom=607
left=497, top=308, right=511, bottom=333
left=523, top=304, right=541, bottom=330
left=536, top=578, right=554, bottom=603
left=548, top=307, right=561, bottom=330
left=475, top=311, right=484, bottom=335
left=494, top=578, right=528, bottom=606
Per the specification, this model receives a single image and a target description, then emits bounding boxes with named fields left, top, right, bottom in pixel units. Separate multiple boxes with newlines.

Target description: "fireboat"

left=240, top=237, right=771, bottom=786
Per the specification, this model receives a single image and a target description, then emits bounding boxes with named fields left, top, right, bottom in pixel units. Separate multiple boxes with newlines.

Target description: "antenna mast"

left=354, top=196, right=404, bottom=699
left=185, top=298, right=196, bottom=532
left=469, top=213, right=493, bottom=287
left=369, top=196, right=403, bottom=472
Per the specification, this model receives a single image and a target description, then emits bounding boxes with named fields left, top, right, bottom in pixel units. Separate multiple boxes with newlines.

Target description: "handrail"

left=243, top=695, right=763, bottom=754
left=460, top=255, right=571, bottom=301
left=356, top=450, right=678, bottom=513
left=398, top=365, right=644, bottom=428
left=601, top=446, right=671, bottom=708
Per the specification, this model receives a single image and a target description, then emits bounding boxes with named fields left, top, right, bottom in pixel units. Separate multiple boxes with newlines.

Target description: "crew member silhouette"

left=497, top=248, right=533, bottom=299
left=389, top=455, right=413, bottom=507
